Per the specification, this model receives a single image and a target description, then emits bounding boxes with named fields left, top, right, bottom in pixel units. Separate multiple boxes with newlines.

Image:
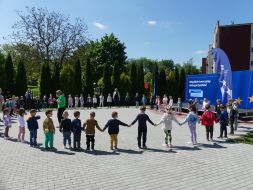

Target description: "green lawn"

left=227, top=131, right=253, bottom=145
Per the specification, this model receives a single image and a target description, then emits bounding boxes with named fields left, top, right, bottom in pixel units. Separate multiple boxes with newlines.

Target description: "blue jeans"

left=30, top=130, right=37, bottom=146
left=63, top=131, right=71, bottom=146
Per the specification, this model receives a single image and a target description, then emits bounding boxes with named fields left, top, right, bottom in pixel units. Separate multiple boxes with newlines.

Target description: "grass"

left=227, top=131, right=253, bottom=145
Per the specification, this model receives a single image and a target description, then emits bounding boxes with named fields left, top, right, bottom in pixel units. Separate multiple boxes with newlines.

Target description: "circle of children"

left=0, top=88, right=239, bottom=151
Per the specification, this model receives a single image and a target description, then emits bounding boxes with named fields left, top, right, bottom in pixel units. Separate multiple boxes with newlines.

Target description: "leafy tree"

left=40, top=63, right=51, bottom=97
left=16, top=60, right=27, bottom=96
left=11, top=7, right=88, bottom=65
left=137, top=61, right=145, bottom=95
left=103, top=63, right=112, bottom=96
left=84, top=58, right=94, bottom=96
left=152, top=63, right=159, bottom=96
left=5, top=54, right=15, bottom=95
left=119, top=72, right=131, bottom=102
left=130, top=63, right=138, bottom=97
left=179, top=68, right=186, bottom=100
left=159, top=59, right=175, bottom=71
left=74, top=59, right=82, bottom=95
left=112, top=60, right=121, bottom=89
left=157, top=69, right=166, bottom=96
left=183, top=58, right=200, bottom=74
left=60, top=64, right=75, bottom=96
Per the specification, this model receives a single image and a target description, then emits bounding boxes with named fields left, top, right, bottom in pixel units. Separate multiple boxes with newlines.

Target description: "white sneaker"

left=187, top=141, right=192, bottom=144
left=17, top=139, right=21, bottom=142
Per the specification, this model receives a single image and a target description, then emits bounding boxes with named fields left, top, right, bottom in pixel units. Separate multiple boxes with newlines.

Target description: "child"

left=135, top=93, right=140, bottom=108
left=228, top=104, right=236, bottom=135
left=202, top=98, right=209, bottom=111
left=43, top=110, right=55, bottom=149
left=177, top=97, right=182, bottom=113
left=83, top=112, right=103, bottom=151
left=125, top=92, right=130, bottom=108
left=80, top=94, right=84, bottom=108
left=162, top=94, right=168, bottom=107
left=48, top=94, right=55, bottom=108
left=42, top=95, right=47, bottom=110
left=34, top=96, right=40, bottom=111
left=27, top=109, right=40, bottom=147
left=232, top=101, right=239, bottom=131
left=68, top=95, right=73, bottom=109
left=218, top=105, right=228, bottom=138
left=141, top=94, right=147, bottom=106
left=99, top=94, right=104, bottom=107
left=74, top=95, right=79, bottom=108
left=168, top=96, right=173, bottom=108
left=179, top=105, right=199, bottom=145
left=87, top=94, right=92, bottom=109
left=93, top=95, right=97, bottom=108
left=3, top=109, right=11, bottom=139
left=107, top=93, right=112, bottom=108
left=215, top=99, right=222, bottom=117
left=155, top=106, right=179, bottom=148
left=17, top=108, right=26, bottom=143
left=130, top=106, right=155, bottom=149
left=103, top=111, right=129, bottom=150
left=60, top=111, right=72, bottom=149
left=200, top=104, right=217, bottom=141
left=72, top=111, right=82, bottom=150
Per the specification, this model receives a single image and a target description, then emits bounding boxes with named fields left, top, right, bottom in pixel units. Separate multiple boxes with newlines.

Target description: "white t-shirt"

left=93, top=97, right=97, bottom=103
left=18, top=116, right=26, bottom=128
left=107, top=96, right=112, bottom=103
left=156, top=113, right=179, bottom=130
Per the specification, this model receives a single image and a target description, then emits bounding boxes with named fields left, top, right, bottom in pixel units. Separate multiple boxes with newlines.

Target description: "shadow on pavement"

left=199, top=143, right=226, bottom=149
left=117, top=148, right=143, bottom=154
left=173, top=146, right=201, bottom=151
left=146, top=147, right=177, bottom=153
left=84, top=149, right=120, bottom=156
left=39, top=147, right=75, bottom=155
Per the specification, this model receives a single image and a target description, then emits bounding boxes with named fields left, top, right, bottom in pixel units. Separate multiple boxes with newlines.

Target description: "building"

left=206, top=21, right=253, bottom=73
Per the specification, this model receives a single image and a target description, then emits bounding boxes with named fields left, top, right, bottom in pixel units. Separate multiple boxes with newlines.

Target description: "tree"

left=16, top=60, right=27, bottom=96
left=112, top=60, right=121, bottom=89
left=166, top=71, right=175, bottom=97
left=130, top=63, right=138, bottom=97
left=179, top=68, right=186, bottom=100
left=40, top=63, right=51, bottom=97
left=152, top=63, right=159, bottom=96
left=159, top=59, right=175, bottom=71
left=52, top=63, right=60, bottom=93
left=11, top=7, right=88, bottom=65
left=5, top=54, right=15, bottom=95
left=137, top=61, right=145, bottom=95
left=74, top=59, right=82, bottom=95
left=0, top=52, right=6, bottom=92
left=183, top=58, right=200, bottom=74
left=174, top=67, right=180, bottom=98
left=60, top=64, right=75, bottom=96
left=103, top=63, right=112, bottom=96
left=84, top=58, right=93, bottom=96
left=157, top=69, right=166, bottom=96
left=119, top=72, right=131, bottom=101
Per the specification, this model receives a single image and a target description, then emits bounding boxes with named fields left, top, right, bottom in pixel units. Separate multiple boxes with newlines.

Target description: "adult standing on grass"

left=56, top=90, right=66, bottom=125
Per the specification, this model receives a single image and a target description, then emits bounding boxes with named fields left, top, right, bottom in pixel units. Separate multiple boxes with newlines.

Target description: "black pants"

left=73, top=133, right=81, bottom=149
left=205, top=126, right=213, bottom=140
left=137, top=127, right=147, bottom=147
left=220, top=123, right=227, bottom=138
left=86, top=135, right=95, bottom=150
left=57, top=107, right=66, bottom=124
left=230, top=119, right=234, bottom=134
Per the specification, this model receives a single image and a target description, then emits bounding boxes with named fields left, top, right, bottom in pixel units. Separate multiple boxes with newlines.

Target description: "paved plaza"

left=0, top=108, right=253, bottom=190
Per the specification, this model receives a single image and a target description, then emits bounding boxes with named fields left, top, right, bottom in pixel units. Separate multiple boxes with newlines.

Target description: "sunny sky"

left=0, top=0, right=252, bottom=67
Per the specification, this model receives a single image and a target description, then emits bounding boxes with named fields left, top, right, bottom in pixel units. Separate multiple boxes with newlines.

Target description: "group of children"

left=1, top=96, right=239, bottom=151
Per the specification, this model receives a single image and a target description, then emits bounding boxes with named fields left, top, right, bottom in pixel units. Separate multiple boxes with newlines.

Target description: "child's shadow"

left=199, top=143, right=226, bottom=149
left=117, top=148, right=143, bottom=154
left=85, top=149, right=120, bottom=155
left=39, top=147, right=75, bottom=155
left=173, top=146, right=201, bottom=151
left=146, top=147, right=177, bottom=153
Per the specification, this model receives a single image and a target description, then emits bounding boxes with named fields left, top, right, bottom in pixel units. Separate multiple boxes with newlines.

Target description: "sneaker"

left=210, top=138, right=214, bottom=142
left=17, top=139, right=21, bottom=142
left=138, top=146, right=142, bottom=149
left=163, top=144, right=169, bottom=147
left=206, top=139, right=210, bottom=141
left=217, top=136, right=222, bottom=139
left=64, top=146, right=67, bottom=149
left=143, top=146, right=147, bottom=149
left=69, top=146, right=72, bottom=149
left=187, top=141, right=193, bottom=144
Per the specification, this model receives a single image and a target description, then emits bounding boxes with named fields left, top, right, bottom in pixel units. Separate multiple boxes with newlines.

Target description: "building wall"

left=201, top=58, right=207, bottom=74
left=219, top=25, right=251, bottom=71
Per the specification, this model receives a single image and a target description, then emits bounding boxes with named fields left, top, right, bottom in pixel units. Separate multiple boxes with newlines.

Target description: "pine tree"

left=137, top=62, right=144, bottom=95
left=179, top=68, right=186, bottom=100
left=103, top=63, right=112, bottom=96
left=84, top=58, right=94, bottom=96
left=60, top=64, right=75, bottom=96
left=130, top=63, right=138, bottom=97
left=74, top=59, right=82, bottom=95
left=158, top=69, right=166, bottom=96
left=174, top=67, right=180, bottom=98
left=52, top=63, right=60, bottom=93
left=166, top=71, right=175, bottom=97
left=0, top=52, right=6, bottom=92
left=40, top=63, right=51, bottom=97
left=5, top=54, right=15, bottom=95
left=16, top=60, right=27, bottom=96
left=112, top=60, right=121, bottom=90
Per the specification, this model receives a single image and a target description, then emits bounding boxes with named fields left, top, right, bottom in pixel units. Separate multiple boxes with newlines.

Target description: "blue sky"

left=0, top=0, right=252, bottom=67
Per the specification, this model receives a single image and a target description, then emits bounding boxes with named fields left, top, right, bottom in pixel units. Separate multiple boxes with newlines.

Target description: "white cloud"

left=93, top=22, right=107, bottom=30
left=194, top=50, right=207, bottom=54
left=147, top=20, right=157, bottom=25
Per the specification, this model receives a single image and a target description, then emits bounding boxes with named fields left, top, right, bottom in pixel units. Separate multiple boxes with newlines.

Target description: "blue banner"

left=185, top=70, right=253, bottom=109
